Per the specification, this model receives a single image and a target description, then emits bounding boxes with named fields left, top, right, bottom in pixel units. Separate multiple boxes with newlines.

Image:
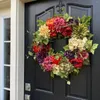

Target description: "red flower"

left=53, top=57, right=62, bottom=65
left=48, top=24, right=55, bottom=31
left=81, top=50, right=89, bottom=60
left=33, top=45, right=41, bottom=53
left=70, top=58, right=83, bottom=68
left=46, top=44, right=51, bottom=51
left=50, top=32, right=57, bottom=37
left=61, top=27, right=72, bottom=37
left=78, top=50, right=89, bottom=60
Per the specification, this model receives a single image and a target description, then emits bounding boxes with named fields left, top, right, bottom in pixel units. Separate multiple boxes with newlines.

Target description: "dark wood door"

left=24, top=0, right=100, bottom=100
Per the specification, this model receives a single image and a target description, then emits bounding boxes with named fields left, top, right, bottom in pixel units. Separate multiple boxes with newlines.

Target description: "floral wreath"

left=29, top=13, right=98, bottom=85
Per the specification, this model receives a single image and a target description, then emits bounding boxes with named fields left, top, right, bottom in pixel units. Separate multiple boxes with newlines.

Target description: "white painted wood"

left=0, top=9, right=10, bottom=100
left=11, top=0, right=24, bottom=100
left=4, top=87, right=10, bottom=91
left=0, top=17, right=4, bottom=100
left=4, top=64, right=10, bottom=67
left=4, top=41, right=11, bottom=43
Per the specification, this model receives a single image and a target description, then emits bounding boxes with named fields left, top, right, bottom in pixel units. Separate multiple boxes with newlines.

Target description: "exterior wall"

left=0, top=0, right=10, bottom=9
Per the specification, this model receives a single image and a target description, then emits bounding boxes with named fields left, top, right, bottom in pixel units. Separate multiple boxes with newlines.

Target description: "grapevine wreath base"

left=29, top=13, right=98, bottom=85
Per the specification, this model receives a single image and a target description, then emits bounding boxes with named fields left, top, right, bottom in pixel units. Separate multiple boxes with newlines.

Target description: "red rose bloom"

left=70, top=58, right=83, bottom=68
left=61, top=27, right=72, bottom=37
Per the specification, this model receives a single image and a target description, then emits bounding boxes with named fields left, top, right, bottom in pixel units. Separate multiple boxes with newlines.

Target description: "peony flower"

left=39, top=24, right=50, bottom=38
left=70, top=58, right=83, bottom=68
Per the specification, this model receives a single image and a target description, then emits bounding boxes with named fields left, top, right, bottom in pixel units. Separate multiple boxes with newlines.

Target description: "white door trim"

left=0, top=17, right=5, bottom=100
left=11, top=0, right=24, bottom=100
left=11, top=0, right=36, bottom=100
left=0, top=10, right=10, bottom=100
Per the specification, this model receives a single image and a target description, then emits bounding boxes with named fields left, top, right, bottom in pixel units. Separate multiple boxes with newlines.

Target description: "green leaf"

left=42, top=38, right=49, bottom=45
left=80, top=15, right=91, bottom=26
left=28, top=51, right=33, bottom=56
left=63, top=13, right=70, bottom=19
left=90, top=43, right=99, bottom=54
left=88, top=33, right=94, bottom=39
left=55, top=56, right=59, bottom=59
left=63, top=13, right=72, bottom=21
left=51, top=72, right=54, bottom=78
left=74, top=69, right=79, bottom=74
left=37, top=19, right=46, bottom=27
left=83, top=59, right=90, bottom=65
left=85, top=40, right=93, bottom=50
left=63, top=45, right=69, bottom=51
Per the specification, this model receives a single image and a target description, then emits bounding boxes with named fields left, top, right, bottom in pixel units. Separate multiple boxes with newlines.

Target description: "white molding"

left=4, top=87, right=10, bottom=91
left=11, top=0, right=24, bottom=100
left=0, top=16, right=10, bottom=100
left=0, top=17, right=4, bottom=100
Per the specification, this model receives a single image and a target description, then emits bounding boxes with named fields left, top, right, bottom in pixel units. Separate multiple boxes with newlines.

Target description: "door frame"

left=10, top=0, right=24, bottom=100
left=0, top=8, right=10, bottom=100
left=0, top=16, right=11, bottom=100
left=10, top=0, right=35, bottom=100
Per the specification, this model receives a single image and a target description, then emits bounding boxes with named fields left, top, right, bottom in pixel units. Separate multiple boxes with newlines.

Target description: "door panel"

left=66, top=3, right=92, bottom=100
left=25, top=0, right=100, bottom=100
